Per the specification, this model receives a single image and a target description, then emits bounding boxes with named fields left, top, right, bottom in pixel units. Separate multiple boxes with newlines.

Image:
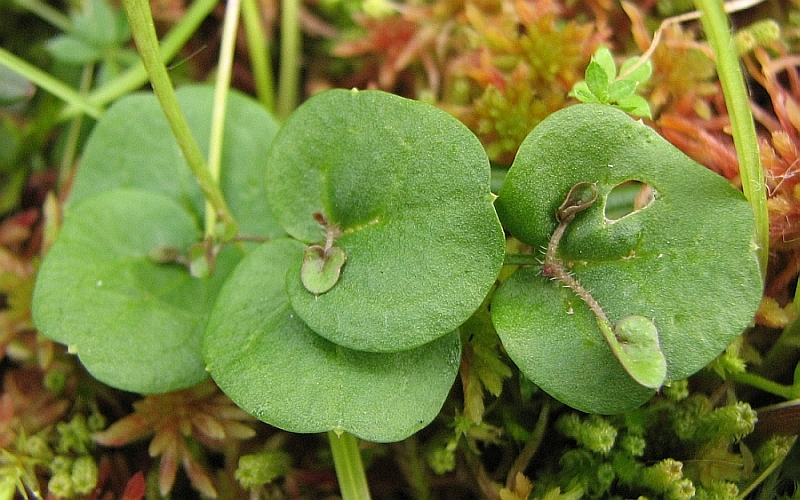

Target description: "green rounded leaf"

left=32, top=189, right=239, bottom=394
left=494, top=104, right=761, bottom=412
left=266, top=89, right=505, bottom=352
left=301, top=245, right=346, bottom=295
left=203, top=239, right=461, bottom=443
left=605, top=315, right=666, bottom=390
left=70, top=85, right=284, bottom=238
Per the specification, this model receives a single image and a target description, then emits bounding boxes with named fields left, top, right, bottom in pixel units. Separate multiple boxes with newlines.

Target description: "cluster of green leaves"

left=569, top=46, right=653, bottom=119
left=45, top=0, right=136, bottom=82
left=1, top=412, right=105, bottom=500
left=32, top=85, right=761, bottom=447
left=530, top=393, right=793, bottom=500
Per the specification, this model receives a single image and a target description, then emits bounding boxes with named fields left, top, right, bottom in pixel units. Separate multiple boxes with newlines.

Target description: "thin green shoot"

left=278, top=0, right=301, bottom=119
left=121, top=0, right=236, bottom=232
left=242, top=0, right=275, bottom=112
left=328, top=431, right=372, bottom=500
left=694, top=0, right=768, bottom=277
left=206, top=0, right=242, bottom=238
left=0, top=47, right=103, bottom=119
left=58, top=0, right=219, bottom=121
left=12, top=0, right=71, bottom=32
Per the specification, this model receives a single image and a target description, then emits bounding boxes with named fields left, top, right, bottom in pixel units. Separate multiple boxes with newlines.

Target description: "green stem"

left=327, top=431, right=372, bottom=500
left=694, top=0, right=769, bottom=278
left=502, top=253, right=540, bottom=266
left=760, top=298, right=800, bottom=380
left=0, top=47, right=103, bottom=119
left=241, top=0, right=275, bottom=112
left=58, top=64, right=95, bottom=187
left=728, top=370, right=798, bottom=399
left=738, top=436, right=796, bottom=499
left=13, top=0, right=71, bottom=31
left=277, top=0, right=301, bottom=119
left=206, top=0, right=242, bottom=236
left=58, top=0, right=219, bottom=121
left=505, top=398, right=550, bottom=489
left=121, top=0, right=235, bottom=229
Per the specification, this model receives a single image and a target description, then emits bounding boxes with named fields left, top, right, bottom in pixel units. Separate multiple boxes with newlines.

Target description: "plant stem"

left=241, top=0, right=275, bottom=112
left=738, top=436, right=797, bottom=499
left=58, top=0, right=219, bottom=121
left=0, top=47, right=103, bottom=119
left=502, top=253, right=541, bottom=267
left=58, top=64, right=95, bottom=187
left=392, top=436, right=432, bottom=500
left=694, top=0, right=769, bottom=278
left=206, top=0, right=242, bottom=236
left=727, top=370, right=798, bottom=399
left=121, top=0, right=235, bottom=229
left=505, top=398, right=550, bottom=489
left=543, top=183, right=609, bottom=325
left=327, top=431, right=372, bottom=500
left=13, top=0, right=71, bottom=31
left=278, top=0, right=301, bottom=119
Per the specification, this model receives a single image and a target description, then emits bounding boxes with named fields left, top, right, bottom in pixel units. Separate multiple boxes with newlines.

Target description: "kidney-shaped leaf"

left=266, top=89, right=505, bottom=352
left=203, top=239, right=461, bottom=443
left=70, top=85, right=284, bottom=238
left=493, top=104, right=762, bottom=413
left=32, top=189, right=239, bottom=394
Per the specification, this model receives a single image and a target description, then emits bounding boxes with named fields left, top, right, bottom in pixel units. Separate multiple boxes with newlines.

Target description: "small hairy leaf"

left=616, top=95, right=653, bottom=119
left=592, top=47, right=617, bottom=82
left=619, top=57, right=653, bottom=84
left=607, top=80, right=637, bottom=103
left=598, top=316, right=667, bottom=390
left=585, top=61, right=610, bottom=102
left=569, top=82, right=599, bottom=103
left=301, top=245, right=346, bottom=294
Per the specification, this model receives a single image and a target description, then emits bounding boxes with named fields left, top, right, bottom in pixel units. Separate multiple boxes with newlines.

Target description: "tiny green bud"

left=754, top=435, right=795, bottom=468
left=557, top=414, right=617, bottom=455
left=595, top=462, right=615, bottom=492
left=43, top=369, right=67, bottom=395
left=87, top=410, right=106, bottom=433
left=672, top=395, right=712, bottom=441
left=50, top=455, right=73, bottom=475
left=665, top=478, right=696, bottom=500
left=57, top=414, right=91, bottom=455
left=619, top=435, right=646, bottom=457
left=695, top=402, right=757, bottom=444
left=235, top=451, right=291, bottom=489
left=71, top=455, right=99, bottom=495
left=736, top=19, right=780, bottom=54
left=639, top=458, right=683, bottom=493
left=693, top=481, right=738, bottom=500
left=427, top=446, right=455, bottom=475
left=148, top=246, right=182, bottom=264
left=20, top=434, right=52, bottom=461
left=301, top=245, right=346, bottom=295
left=301, top=213, right=346, bottom=294
left=188, top=242, right=211, bottom=278
left=663, top=379, right=689, bottom=401
left=48, top=470, right=73, bottom=499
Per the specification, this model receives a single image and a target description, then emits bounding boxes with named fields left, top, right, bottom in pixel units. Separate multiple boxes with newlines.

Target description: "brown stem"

left=542, top=182, right=610, bottom=325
